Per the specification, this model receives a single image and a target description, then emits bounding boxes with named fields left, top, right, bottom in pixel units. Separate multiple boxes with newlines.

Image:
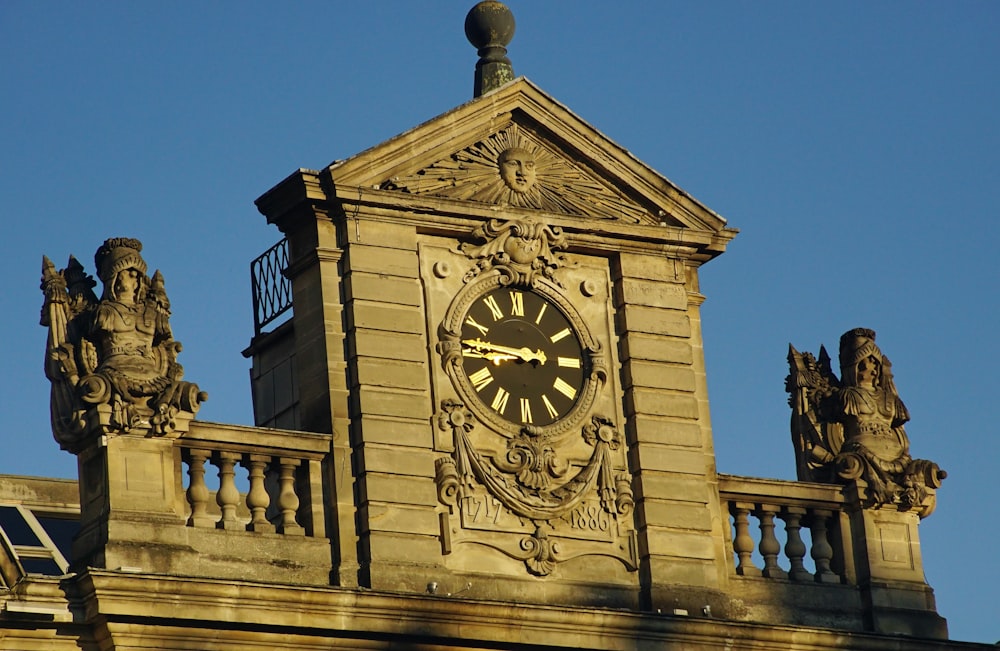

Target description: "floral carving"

left=41, top=238, right=207, bottom=449
left=787, top=328, right=945, bottom=515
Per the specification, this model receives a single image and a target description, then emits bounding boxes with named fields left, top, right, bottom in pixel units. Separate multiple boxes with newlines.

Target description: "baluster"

left=809, top=508, right=839, bottom=583
left=245, top=454, right=275, bottom=533
left=276, top=457, right=304, bottom=535
left=731, top=502, right=761, bottom=577
left=185, top=448, right=214, bottom=528
left=782, top=506, right=812, bottom=581
left=756, top=504, right=788, bottom=579
left=215, top=451, right=243, bottom=531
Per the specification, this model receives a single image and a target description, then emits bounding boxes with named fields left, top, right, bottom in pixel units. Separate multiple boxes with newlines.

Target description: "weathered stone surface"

left=350, top=387, right=431, bottom=420
left=347, top=330, right=426, bottom=362
left=346, top=300, right=425, bottom=333
left=627, top=416, right=704, bottom=448
left=356, top=444, right=436, bottom=477
left=343, top=272, right=422, bottom=306
left=616, top=305, right=691, bottom=338
left=358, top=416, right=434, bottom=448
left=344, top=244, right=419, bottom=278
left=637, top=527, right=718, bottom=561
left=639, top=500, right=714, bottom=531
left=614, top=277, right=687, bottom=310
left=614, top=252, right=687, bottom=284
left=357, top=473, right=438, bottom=507
left=625, top=388, right=700, bottom=419
left=627, top=445, right=711, bottom=476
left=619, top=332, right=694, bottom=364
left=358, top=503, right=438, bottom=536
left=621, top=360, right=696, bottom=392
left=350, top=357, right=429, bottom=391
left=632, top=472, right=715, bottom=505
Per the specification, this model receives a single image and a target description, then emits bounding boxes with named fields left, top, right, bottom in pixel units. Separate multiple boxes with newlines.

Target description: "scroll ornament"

left=460, top=218, right=569, bottom=287
left=435, top=401, right=633, bottom=575
left=40, top=238, right=207, bottom=450
left=786, top=328, right=944, bottom=515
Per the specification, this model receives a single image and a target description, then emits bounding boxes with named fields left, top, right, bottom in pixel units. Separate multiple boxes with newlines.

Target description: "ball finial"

left=465, top=1, right=516, bottom=97
left=465, top=1, right=515, bottom=51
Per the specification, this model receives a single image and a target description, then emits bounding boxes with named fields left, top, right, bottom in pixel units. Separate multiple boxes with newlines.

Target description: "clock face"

left=460, top=287, right=586, bottom=426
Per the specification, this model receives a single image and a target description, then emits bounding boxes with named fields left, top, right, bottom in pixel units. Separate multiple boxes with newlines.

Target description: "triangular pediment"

left=327, top=78, right=730, bottom=233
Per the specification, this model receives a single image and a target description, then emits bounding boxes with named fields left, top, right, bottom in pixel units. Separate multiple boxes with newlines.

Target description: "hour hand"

left=463, top=349, right=518, bottom=365
left=462, top=338, right=547, bottom=365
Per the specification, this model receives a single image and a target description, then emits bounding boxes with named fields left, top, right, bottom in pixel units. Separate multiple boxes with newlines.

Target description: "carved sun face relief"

left=381, top=123, right=656, bottom=223
left=497, top=147, right=537, bottom=194
left=460, top=286, right=587, bottom=427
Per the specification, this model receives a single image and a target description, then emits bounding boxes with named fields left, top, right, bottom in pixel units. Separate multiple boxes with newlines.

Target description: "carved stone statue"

left=41, top=237, right=206, bottom=449
left=786, top=328, right=944, bottom=514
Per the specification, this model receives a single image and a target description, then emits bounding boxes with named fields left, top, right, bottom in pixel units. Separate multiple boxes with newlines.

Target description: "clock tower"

left=248, top=5, right=736, bottom=613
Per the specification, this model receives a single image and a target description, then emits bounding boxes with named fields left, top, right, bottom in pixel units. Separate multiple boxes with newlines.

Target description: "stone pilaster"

left=612, top=253, right=730, bottom=612
left=340, top=216, right=442, bottom=591
left=255, top=170, right=359, bottom=586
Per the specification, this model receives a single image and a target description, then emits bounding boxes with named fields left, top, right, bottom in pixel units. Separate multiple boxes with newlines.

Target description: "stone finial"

left=465, top=1, right=515, bottom=97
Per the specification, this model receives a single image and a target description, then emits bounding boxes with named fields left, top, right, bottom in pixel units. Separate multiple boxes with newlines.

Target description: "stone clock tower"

left=7, top=4, right=961, bottom=648
left=249, top=13, right=737, bottom=607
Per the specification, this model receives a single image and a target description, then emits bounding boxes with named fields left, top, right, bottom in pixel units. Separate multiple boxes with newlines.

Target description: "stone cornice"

left=66, top=570, right=990, bottom=651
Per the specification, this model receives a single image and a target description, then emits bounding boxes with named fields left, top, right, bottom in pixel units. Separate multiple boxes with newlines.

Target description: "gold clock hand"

left=462, top=339, right=547, bottom=364
left=462, top=346, right=521, bottom=365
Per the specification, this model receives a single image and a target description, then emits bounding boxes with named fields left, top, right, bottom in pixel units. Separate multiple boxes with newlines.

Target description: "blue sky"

left=2, top=1, right=997, bottom=643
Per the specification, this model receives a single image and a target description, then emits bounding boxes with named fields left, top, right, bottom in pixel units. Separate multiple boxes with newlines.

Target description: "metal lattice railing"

left=251, top=238, right=292, bottom=335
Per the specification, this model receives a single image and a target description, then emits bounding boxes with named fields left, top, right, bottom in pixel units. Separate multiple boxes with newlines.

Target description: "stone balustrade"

left=69, top=420, right=335, bottom=585
left=180, top=421, right=330, bottom=538
left=717, top=473, right=943, bottom=634
left=719, top=473, right=854, bottom=585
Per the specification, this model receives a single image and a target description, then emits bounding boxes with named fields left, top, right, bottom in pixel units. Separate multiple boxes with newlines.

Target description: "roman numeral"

left=468, top=367, right=494, bottom=391
left=553, top=377, right=577, bottom=400
left=550, top=328, right=571, bottom=343
left=483, top=296, right=503, bottom=320
left=557, top=357, right=581, bottom=368
left=519, top=398, right=532, bottom=424
left=534, top=302, right=548, bottom=324
left=509, top=291, right=524, bottom=317
left=490, top=387, right=510, bottom=414
left=464, top=315, right=490, bottom=336
left=542, top=395, right=558, bottom=420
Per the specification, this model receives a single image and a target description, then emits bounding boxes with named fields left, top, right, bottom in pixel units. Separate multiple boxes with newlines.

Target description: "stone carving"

left=438, top=219, right=607, bottom=440
left=41, top=238, right=206, bottom=449
left=497, top=147, right=537, bottom=193
left=460, top=217, right=568, bottom=286
left=435, top=401, right=635, bottom=576
left=787, top=328, right=944, bottom=514
left=381, top=124, right=655, bottom=223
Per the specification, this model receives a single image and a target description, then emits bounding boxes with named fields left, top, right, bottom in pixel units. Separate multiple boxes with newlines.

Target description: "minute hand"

left=462, top=338, right=547, bottom=365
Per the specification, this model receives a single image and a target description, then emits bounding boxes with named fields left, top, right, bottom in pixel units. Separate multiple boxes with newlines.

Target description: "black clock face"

left=460, top=287, right=586, bottom=426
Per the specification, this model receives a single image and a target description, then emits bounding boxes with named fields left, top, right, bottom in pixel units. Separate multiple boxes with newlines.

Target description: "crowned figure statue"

left=787, top=328, right=944, bottom=514
left=41, top=237, right=206, bottom=450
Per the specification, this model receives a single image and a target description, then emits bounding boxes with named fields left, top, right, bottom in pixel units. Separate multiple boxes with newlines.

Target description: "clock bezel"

left=440, top=271, right=602, bottom=438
